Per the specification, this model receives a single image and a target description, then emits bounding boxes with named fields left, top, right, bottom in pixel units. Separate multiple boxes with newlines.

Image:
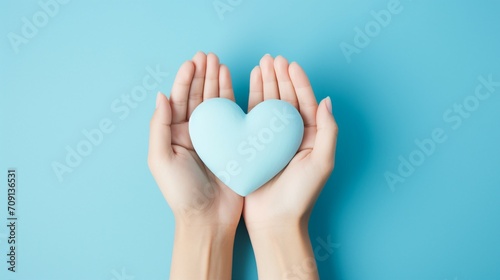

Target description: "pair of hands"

left=148, top=52, right=338, bottom=280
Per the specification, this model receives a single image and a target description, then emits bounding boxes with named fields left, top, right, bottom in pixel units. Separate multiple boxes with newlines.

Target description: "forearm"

left=248, top=222, right=319, bottom=280
left=170, top=224, right=236, bottom=280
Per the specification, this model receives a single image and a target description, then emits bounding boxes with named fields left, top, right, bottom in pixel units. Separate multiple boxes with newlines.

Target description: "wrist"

left=174, top=210, right=241, bottom=230
left=248, top=220, right=309, bottom=251
left=170, top=224, right=236, bottom=280
left=245, top=214, right=309, bottom=235
left=248, top=222, right=318, bottom=280
left=175, top=223, right=237, bottom=242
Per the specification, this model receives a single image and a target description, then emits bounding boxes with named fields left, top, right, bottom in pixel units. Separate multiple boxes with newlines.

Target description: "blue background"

left=1, top=0, right=500, bottom=279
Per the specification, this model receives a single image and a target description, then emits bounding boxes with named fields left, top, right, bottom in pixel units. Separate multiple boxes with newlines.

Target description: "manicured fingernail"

left=264, top=53, right=271, bottom=57
left=325, top=96, right=332, bottom=114
left=156, top=92, right=161, bottom=109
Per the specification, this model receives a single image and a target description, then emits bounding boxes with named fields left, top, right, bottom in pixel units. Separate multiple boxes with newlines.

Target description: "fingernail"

left=325, top=96, right=332, bottom=114
left=156, top=92, right=161, bottom=109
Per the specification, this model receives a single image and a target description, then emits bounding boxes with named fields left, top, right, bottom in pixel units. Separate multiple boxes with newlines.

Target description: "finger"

left=219, top=64, right=235, bottom=101
left=274, top=55, right=298, bottom=108
left=203, top=53, right=220, bottom=99
left=170, top=61, right=195, bottom=123
left=311, top=97, right=338, bottom=171
left=248, top=66, right=263, bottom=112
left=289, top=62, right=317, bottom=127
left=260, top=54, right=279, bottom=100
left=188, top=51, right=207, bottom=118
left=149, top=92, right=173, bottom=167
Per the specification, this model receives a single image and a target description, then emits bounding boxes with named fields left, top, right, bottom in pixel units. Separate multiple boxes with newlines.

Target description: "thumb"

left=148, top=92, right=173, bottom=168
left=311, top=96, right=338, bottom=172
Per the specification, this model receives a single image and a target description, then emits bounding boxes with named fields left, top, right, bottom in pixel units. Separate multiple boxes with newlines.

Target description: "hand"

left=148, top=52, right=243, bottom=280
left=243, top=54, right=338, bottom=279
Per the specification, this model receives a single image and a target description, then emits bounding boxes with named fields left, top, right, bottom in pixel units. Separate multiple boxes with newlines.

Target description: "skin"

left=148, top=52, right=243, bottom=280
left=245, top=54, right=338, bottom=280
left=148, top=52, right=338, bottom=280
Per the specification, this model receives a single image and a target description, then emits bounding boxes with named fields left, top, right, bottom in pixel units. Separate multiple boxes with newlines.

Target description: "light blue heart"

left=189, top=98, right=304, bottom=196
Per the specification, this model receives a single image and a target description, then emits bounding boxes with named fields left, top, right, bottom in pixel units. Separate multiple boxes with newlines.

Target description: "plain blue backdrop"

left=1, top=0, right=500, bottom=279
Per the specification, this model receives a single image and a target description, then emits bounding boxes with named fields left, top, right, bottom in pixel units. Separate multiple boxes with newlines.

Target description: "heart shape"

left=189, top=98, right=304, bottom=196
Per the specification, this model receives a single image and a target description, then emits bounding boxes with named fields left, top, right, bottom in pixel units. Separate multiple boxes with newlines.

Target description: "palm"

left=149, top=53, right=243, bottom=227
left=244, top=133, right=319, bottom=226
left=173, top=121, right=241, bottom=224
left=243, top=55, right=336, bottom=230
